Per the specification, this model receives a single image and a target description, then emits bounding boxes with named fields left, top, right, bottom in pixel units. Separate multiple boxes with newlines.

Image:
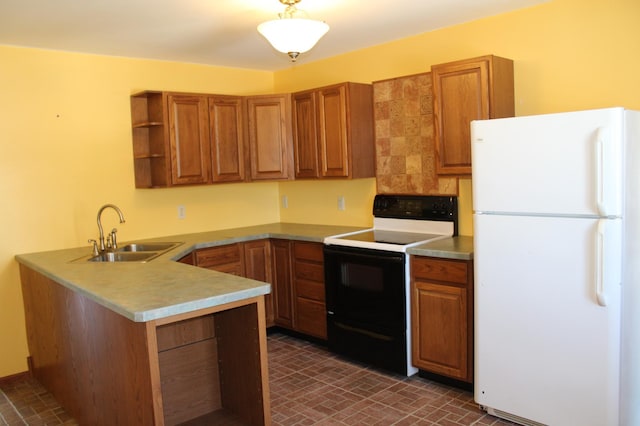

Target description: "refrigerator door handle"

left=595, top=127, right=606, bottom=217
left=595, top=219, right=607, bottom=306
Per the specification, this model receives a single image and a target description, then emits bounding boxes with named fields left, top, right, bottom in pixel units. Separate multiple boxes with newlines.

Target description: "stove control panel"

left=373, top=194, right=457, bottom=222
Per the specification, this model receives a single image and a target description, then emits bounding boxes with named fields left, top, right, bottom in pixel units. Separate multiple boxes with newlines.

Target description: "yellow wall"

left=1, top=0, right=639, bottom=377
left=0, top=47, right=279, bottom=377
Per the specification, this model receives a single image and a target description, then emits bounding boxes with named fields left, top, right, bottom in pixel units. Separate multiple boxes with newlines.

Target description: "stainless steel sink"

left=117, top=242, right=181, bottom=252
left=87, top=251, right=159, bottom=262
left=73, top=242, right=183, bottom=263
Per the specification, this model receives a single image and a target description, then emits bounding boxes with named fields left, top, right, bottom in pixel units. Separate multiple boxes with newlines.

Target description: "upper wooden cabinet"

left=167, top=94, right=211, bottom=185
left=208, top=96, right=245, bottom=183
left=130, top=91, right=246, bottom=188
left=130, top=91, right=174, bottom=188
left=291, top=91, right=319, bottom=178
left=245, top=94, right=293, bottom=181
left=130, top=83, right=373, bottom=188
left=292, top=82, right=375, bottom=179
left=431, top=55, right=514, bottom=175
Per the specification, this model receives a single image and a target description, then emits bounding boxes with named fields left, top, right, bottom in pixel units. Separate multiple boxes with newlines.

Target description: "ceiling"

left=0, top=0, right=547, bottom=71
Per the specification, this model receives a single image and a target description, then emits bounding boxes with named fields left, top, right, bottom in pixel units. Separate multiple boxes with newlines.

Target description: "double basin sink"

left=77, top=242, right=183, bottom=263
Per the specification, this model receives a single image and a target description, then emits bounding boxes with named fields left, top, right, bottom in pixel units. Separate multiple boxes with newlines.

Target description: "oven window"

left=324, top=245, right=406, bottom=332
left=341, top=263, right=384, bottom=292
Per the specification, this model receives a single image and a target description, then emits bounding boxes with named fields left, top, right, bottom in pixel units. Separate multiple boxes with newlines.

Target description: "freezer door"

left=474, top=214, right=621, bottom=425
left=471, top=108, right=623, bottom=217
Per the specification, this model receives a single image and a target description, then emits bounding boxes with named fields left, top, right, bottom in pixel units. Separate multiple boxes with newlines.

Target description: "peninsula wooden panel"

left=216, top=301, right=271, bottom=426
left=19, top=265, right=157, bottom=425
left=159, top=338, right=221, bottom=425
left=156, top=315, right=215, bottom=352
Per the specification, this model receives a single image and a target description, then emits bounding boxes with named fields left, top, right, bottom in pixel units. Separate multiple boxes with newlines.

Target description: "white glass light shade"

left=258, top=18, right=329, bottom=56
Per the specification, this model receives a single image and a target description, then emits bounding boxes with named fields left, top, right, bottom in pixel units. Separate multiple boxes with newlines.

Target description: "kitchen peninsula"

left=15, top=222, right=365, bottom=426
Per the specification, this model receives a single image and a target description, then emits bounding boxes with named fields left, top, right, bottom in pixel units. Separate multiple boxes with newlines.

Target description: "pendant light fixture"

left=257, top=0, right=329, bottom=62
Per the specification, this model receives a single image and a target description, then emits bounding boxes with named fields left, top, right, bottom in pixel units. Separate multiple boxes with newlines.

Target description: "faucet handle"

left=110, top=228, right=118, bottom=250
left=88, top=239, right=99, bottom=256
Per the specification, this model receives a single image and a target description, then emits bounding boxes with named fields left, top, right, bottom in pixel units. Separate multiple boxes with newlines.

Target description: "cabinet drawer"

left=156, top=315, right=216, bottom=352
left=196, top=244, right=242, bottom=269
left=296, top=298, right=327, bottom=339
left=294, top=261, right=324, bottom=283
left=296, top=279, right=325, bottom=302
left=411, top=257, right=468, bottom=285
left=293, top=241, right=323, bottom=262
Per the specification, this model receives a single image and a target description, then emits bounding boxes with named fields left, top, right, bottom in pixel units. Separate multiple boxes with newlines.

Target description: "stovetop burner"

left=324, top=194, right=458, bottom=253
left=335, top=229, right=445, bottom=246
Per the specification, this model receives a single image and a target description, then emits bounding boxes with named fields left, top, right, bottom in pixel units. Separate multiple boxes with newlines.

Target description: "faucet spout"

left=97, top=204, right=125, bottom=252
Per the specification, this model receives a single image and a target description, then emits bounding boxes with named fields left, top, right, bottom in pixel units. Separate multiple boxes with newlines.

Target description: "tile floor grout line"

left=0, top=389, right=27, bottom=426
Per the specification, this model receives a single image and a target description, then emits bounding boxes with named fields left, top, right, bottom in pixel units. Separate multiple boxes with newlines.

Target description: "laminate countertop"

left=407, top=235, right=474, bottom=260
left=15, top=223, right=366, bottom=323
left=15, top=223, right=473, bottom=323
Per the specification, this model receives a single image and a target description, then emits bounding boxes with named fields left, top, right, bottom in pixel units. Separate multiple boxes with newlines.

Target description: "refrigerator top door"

left=471, top=107, right=624, bottom=217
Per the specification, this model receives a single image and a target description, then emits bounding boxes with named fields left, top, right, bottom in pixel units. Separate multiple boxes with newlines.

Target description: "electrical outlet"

left=282, top=195, right=289, bottom=208
left=338, top=196, right=345, bottom=211
left=177, top=205, right=186, bottom=219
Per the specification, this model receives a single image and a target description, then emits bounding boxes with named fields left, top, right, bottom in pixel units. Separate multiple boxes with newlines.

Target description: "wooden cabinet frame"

left=291, top=82, right=375, bottom=179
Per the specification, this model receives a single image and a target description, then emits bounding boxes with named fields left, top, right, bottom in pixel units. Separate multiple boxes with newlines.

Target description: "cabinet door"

left=167, top=94, right=211, bottom=185
left=243, top=240, right=274, bottom=327
left=317, top=85, right=349, bottom=177
left=432, top=59, right=488, bottom=176
left=208, top=96, right=245, bottom=183
left=412, top=281, right=468, bottom=380
left=270, top=240, right=294, bottom=328
left=292, top=91, right=320, bottom=178
left=411, top=256, right=473, bottom=382
left=245, top=95, right=292, bottom=181
left=432, top=55, right=514, bottom=176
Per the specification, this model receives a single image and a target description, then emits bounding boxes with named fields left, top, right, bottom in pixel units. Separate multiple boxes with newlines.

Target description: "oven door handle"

left=333, top=321, right=394, bottom=342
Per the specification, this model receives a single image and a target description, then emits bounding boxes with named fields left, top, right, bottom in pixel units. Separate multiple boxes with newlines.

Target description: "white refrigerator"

left=471, top=107, right=639, bottom=425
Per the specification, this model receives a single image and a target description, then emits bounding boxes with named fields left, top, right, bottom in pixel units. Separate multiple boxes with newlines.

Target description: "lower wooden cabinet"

left=270, top=239, right=294, bottom=328
left=292, top=242, right=326, bottom=339
left=243, top=240, right=274, bottom=326
left=191, top=239, right=327, bottom=338
left=195, top=243, right=244, bottom=275
left=410, top=256, right=474, bottom=382
left=194, top=240, right=275, bottom=326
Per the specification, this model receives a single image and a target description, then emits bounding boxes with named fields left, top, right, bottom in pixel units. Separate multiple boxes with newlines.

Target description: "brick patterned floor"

left=0, top=332, right=515, bottom=425
left=267, top=333, right=514, bottom=425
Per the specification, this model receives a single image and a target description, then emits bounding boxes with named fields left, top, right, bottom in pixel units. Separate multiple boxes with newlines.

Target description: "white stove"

left=323, top=195, right=458, bottom=376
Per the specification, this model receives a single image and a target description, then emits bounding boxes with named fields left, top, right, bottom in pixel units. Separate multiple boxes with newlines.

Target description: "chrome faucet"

left=96, top=204, right=125, bottom=252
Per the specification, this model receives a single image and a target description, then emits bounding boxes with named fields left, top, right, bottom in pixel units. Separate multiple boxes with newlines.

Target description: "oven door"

left=323, top=244, right=407, bottom=374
